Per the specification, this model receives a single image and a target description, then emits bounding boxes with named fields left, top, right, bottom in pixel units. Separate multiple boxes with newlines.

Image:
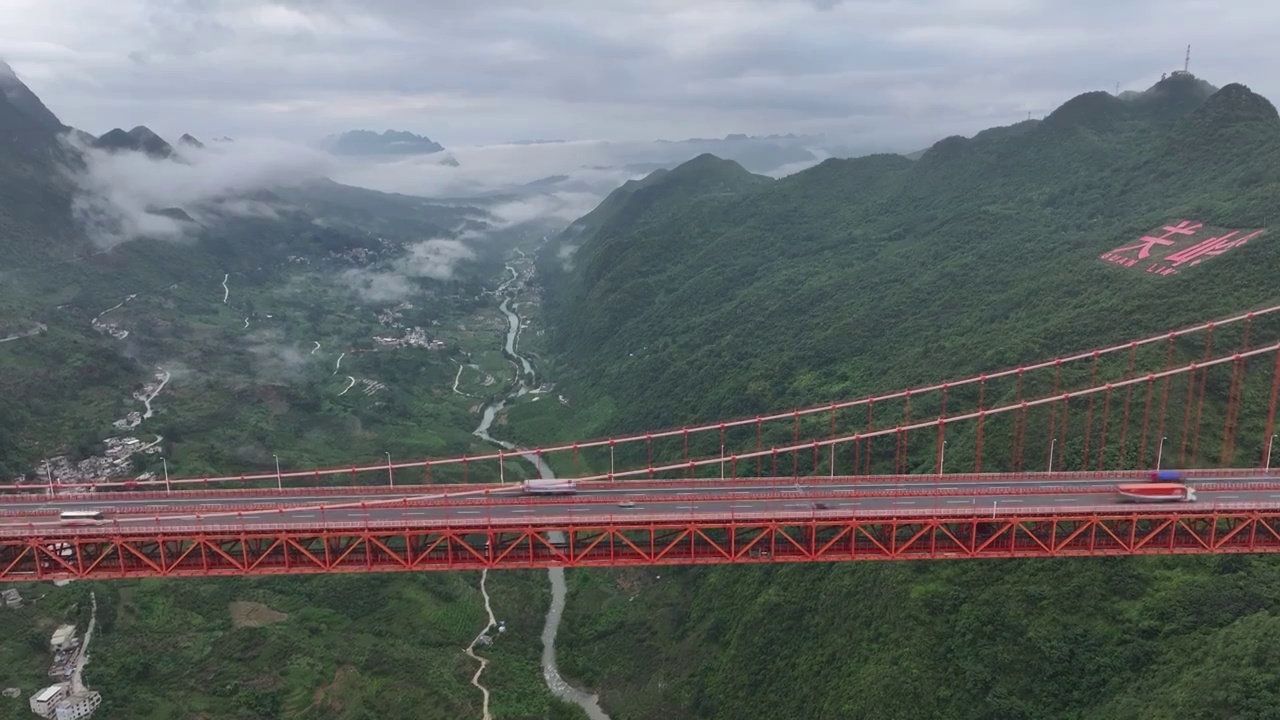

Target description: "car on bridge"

left=59, top=510, right=104, bottom=525
left=522, top=480, right=577, bottom=495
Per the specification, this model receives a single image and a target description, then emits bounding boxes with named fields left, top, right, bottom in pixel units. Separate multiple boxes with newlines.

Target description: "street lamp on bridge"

left=1048, top=438, right=1056, bottom=473
left=1268, top=434, right=1278, bottom=473
left=1157, top=436, right=1168, bottom=471
left=385, top=452, right=394, bottom=487
left=162, top=457, right=170, bottom=494
left=272, top=454, right=282, bottom=491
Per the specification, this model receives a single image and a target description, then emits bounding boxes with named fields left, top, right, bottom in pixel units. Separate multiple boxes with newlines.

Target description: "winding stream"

left=470, top=261, right=610, bottom=720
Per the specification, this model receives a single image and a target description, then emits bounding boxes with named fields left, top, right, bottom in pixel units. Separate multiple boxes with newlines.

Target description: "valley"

left=1, top=241, right=601, bottom=719
left=5, top=35, right=1280, bottom=720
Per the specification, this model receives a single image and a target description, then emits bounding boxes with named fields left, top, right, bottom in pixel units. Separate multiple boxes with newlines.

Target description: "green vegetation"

left=2, top=68, right=574, bottom=719
left=532, top=75, right=1280, bottom=718
left=0, top=572, right=580, bottom=720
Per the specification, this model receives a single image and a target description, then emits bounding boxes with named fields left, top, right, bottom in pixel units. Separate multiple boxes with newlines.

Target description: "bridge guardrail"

left=5, top=500, right=1280, bottom=539
left=5, top=480, right=1280, bottom=523
left=4, top=467, right=1277, bottom=506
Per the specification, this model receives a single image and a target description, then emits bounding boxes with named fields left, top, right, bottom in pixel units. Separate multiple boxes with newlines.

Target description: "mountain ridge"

left=0, top=60, right=63, bottom=131
left=530, top=75, right=1280, bottom=718
left=324, top=129, right=446, bottom=156
left=93, top=126, right=175, bottom=158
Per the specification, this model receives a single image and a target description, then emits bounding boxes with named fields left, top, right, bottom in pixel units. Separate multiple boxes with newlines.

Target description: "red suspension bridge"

left=4, top=305, right=1280, bottom=581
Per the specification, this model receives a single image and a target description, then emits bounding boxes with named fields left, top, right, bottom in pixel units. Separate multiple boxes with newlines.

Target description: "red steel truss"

left=8, top=506, right=1280, bottom=581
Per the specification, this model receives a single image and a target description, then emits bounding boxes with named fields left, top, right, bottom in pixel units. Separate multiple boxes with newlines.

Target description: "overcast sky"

left=2, top=0, right=1277, bottom=150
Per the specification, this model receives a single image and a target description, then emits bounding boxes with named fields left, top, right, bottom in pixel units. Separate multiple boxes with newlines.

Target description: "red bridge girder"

left=5, top=509, right=1280, bottom=581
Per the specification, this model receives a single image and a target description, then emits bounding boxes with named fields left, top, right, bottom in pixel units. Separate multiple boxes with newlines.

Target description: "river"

left=470, top=261, right=611, bottom=720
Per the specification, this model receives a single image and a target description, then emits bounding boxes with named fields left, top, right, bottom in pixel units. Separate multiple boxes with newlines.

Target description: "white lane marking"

left=676, top=505, right=693, bottom=509
left=939, top=487, right=959, bottom=491
left=895, top=501, right=916, bottom=505
left=838, top=502, right=858, bottom=506
left=511, top=509, right=534, bottom=514
left=294, top=514, right=316, bottom=518
left=457, top=510, right=480, bottom=515
left=1053, top=499, right=1077, bottom=503
left=1001, top=500, right=1024, bottom=504
left=731, top=504, right=754, bottom=508
left=344, top=513, right=364, bottom=517
left=569, top=508, right=593, bottom=512
left=407, top=512, right=428, bottom=516
left=784, top=503, right=808, bottom=507
left=1219, top=495, right=1240, bottom=499
left=945, top=500, right=970, bottom=504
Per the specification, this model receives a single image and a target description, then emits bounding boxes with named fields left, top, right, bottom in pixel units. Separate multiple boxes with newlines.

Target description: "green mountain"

left=535, top=76, right=1280, bottom=718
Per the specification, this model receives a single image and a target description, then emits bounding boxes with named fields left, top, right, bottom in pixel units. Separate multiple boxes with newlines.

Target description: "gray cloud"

left=399, top=238, right=476, bottom=278
left=342, top=238, right=477, bottom=301
left=63, top=133, right=334, bottom=247
left=3, top=1, right=1276, bottom=152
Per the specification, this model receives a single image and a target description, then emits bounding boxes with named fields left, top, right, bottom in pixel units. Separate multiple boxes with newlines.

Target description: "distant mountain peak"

left=178, top=133, right=205, bottom=149
left=93, top=125, right=174, bottom=158
left=1116, top=72, right=1220, bottom=122
left=1041, top=91, right=1127, bottom=131
left=1148, top=72, right=1219, bottom=100
left=1194, top=82, right=1280, bottom=124
left=1164, top=82, right=1280, bottom=155
left=325, top=129, right=445, bottom=156
left=650, top=154, right=770, bottom=192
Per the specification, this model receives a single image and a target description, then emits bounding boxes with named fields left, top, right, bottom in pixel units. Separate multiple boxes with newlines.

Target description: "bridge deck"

left=5, top=504, right=1279, bottom=580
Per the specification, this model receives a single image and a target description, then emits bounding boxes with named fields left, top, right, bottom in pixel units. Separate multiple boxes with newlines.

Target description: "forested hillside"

left=535, top=74, right=1280, bottom=718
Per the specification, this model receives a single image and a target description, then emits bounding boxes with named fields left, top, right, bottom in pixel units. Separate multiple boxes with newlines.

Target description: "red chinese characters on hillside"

left=1100, top=220, right=1265, bottom=276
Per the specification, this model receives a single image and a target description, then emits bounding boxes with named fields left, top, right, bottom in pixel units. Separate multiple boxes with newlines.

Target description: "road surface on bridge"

left=4, top=474, right=1279, bottom=533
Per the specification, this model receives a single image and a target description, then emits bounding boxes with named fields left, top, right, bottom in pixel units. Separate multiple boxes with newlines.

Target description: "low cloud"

left=487, top=192, right=604, bottom=228
left=64, top=134, right=335, bottom=248
left=328, top=137, right=823, bottom=201
left=244, top=329, right=312, bottom=381
left=329, top=140, right=642, bottom=198
left=556, top=243, right=579, bottom=271
left=400, top=238, right=476, bottom=277
left=342, top=238, right=477, bottom=301
left=340, top=270, right=414, bottom=302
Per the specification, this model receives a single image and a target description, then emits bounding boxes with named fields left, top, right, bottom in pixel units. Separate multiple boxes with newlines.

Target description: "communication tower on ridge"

left=1171, top=44, right=1191, bottom=76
